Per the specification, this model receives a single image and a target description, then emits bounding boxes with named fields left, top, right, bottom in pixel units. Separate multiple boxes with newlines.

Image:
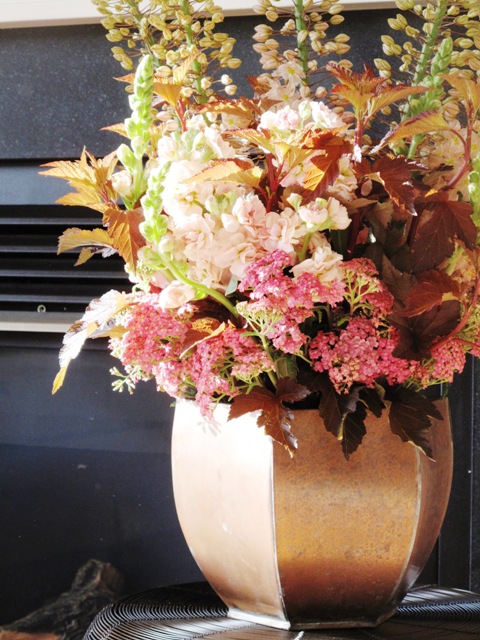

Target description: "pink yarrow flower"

left=184, top=326, right=275, bottom=415
left=110, top=294, right=192, bottom=375
left=238, top=250, right=342, bottom=353
left=309, top=318, right=415, bottom=393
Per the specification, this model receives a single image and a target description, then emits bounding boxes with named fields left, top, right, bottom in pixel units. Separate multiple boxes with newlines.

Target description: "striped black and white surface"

left=85, top=583, right=480, bottom=640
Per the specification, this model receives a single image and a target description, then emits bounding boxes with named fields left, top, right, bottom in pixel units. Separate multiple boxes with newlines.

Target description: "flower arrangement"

left=45, top=0, right=480, bottom=459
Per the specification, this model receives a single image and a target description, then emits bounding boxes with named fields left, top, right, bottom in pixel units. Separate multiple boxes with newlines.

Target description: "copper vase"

left=171, top=398, right=453, bottom=630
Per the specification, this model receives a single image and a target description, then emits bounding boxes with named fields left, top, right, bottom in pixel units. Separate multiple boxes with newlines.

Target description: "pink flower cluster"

left=309, top=318, right=415, bottom=393
left=238, top=249, right=344, bottom=354
left=414, top=339, right=467, bottom=387
left=110, top=293, right=274, bottom=415
left=186, top=326, right=274, bottom=415
left=111, top=294, right=191, bottom=374
left=110, top=252, right=471, bottom=407
left=342, top=258, right=394, bottom=318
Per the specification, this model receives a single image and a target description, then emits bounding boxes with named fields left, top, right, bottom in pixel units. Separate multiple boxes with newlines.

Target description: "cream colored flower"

left=310, top=101, right=346, bottom=129
left=328, top=156, right=358, bottom=202
left=326, top=197, right=350, bottom=229
left=111, top=170, right=133, bottom=198
left=292, top=234, right=344, bottom=283
left=159, top=281, right=197, bottom=309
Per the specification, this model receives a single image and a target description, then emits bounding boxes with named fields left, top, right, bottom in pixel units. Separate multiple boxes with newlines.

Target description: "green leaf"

left=275, top=355, right=298, bottom=381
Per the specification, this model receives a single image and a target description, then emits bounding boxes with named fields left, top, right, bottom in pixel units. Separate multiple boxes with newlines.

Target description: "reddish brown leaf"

left=371, top=155, right=422, bottom=216
left=341, top=404, right=367, bottom=460
left=403, top=270, right=460, bottom=316
left=40, top=150, right=118, bottom=213
left=412, top=194, right=477, bottom=272
left=359, top=385, right=386, bottom=418
left=391, top=300, right=461, bottom=360
left=328, top=63, right=429, bottom=122
left=375, top=111, right=452, bottom=151
left=181, top=319, right=227, bottom=356
left=103, top=207, right=145, bottom=271
left=381, top=255, right=417, bottom=308
left=228, top=388, right=297, bottom=455
left=224, top=128, right=277, bottom=156
left=386, top=387, right=442, bottom=459
left=154, top=82, right=183, bottom=107
left=53, top=290, right=130, bottom=393
left=275, top=378, right=310, bottom=404
left=317, top=374, right=343, bottom=438
left=57, top=227, right=116, bottom=259
left=303, top=136, right=349, bottom=197
left=317, top=376, right=370, bottom=458
left=441, top=74, right=480, bottom=115
left=183, top=158, right=254, bottom=183
left=198, top=96, right=260, bottom=122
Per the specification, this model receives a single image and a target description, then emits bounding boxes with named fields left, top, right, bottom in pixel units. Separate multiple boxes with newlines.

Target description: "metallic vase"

left=171, top=398, right=453, bottom=630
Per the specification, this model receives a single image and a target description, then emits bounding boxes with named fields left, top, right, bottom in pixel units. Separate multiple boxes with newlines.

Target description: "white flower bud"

left=111, top=170, right=133, bottom=198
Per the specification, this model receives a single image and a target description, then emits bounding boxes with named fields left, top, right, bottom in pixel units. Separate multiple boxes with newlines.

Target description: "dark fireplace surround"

left=1, top=9, right=479, bottom=626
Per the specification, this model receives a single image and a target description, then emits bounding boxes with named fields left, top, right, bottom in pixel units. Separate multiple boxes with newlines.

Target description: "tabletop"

left=85, top=582, right=480, bottom=640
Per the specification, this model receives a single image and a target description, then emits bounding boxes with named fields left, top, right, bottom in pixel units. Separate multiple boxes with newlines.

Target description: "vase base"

left=227, top=606, right=397, bottom=630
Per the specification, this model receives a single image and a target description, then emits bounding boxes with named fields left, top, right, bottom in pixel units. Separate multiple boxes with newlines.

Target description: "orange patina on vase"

left=171, top=398, right=453, bottom=630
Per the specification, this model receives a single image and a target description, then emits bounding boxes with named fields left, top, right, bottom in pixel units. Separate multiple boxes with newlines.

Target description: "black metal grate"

left=0, top=204, right=131, bottom=313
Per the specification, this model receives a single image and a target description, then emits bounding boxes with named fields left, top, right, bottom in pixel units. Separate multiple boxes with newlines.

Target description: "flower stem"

left=165, top=259, right=239, bottom=318
left=298, top=232, right=313, bottom=262
left=404, top=0, right=448, bottom=133
left=293, top=0, right=310, bottom=86
left=258, top=333, right=279, bottom=386
left=412, top=0, right=448, bottom=87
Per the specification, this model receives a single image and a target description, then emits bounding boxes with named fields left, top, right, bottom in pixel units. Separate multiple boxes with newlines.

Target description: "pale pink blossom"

left=159, top=281, right=197, bottom=309
left=292, top=234, right=344, bottom=283
left=310, top=100, right=346, bottom=129
left=327, top=156, right=358, bottom=202
left=326, top=197, right=350, bottom=229
left=111, top=170, right=133, bottom=198
left=263, top=208, right=305, bottom=255
left=259, top=105, right=301, bottom=132
left=162, top=160, right=215, bottom=218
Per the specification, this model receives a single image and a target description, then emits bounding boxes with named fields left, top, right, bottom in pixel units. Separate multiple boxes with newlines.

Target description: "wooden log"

left=1, top=560, right=124, bottom=640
